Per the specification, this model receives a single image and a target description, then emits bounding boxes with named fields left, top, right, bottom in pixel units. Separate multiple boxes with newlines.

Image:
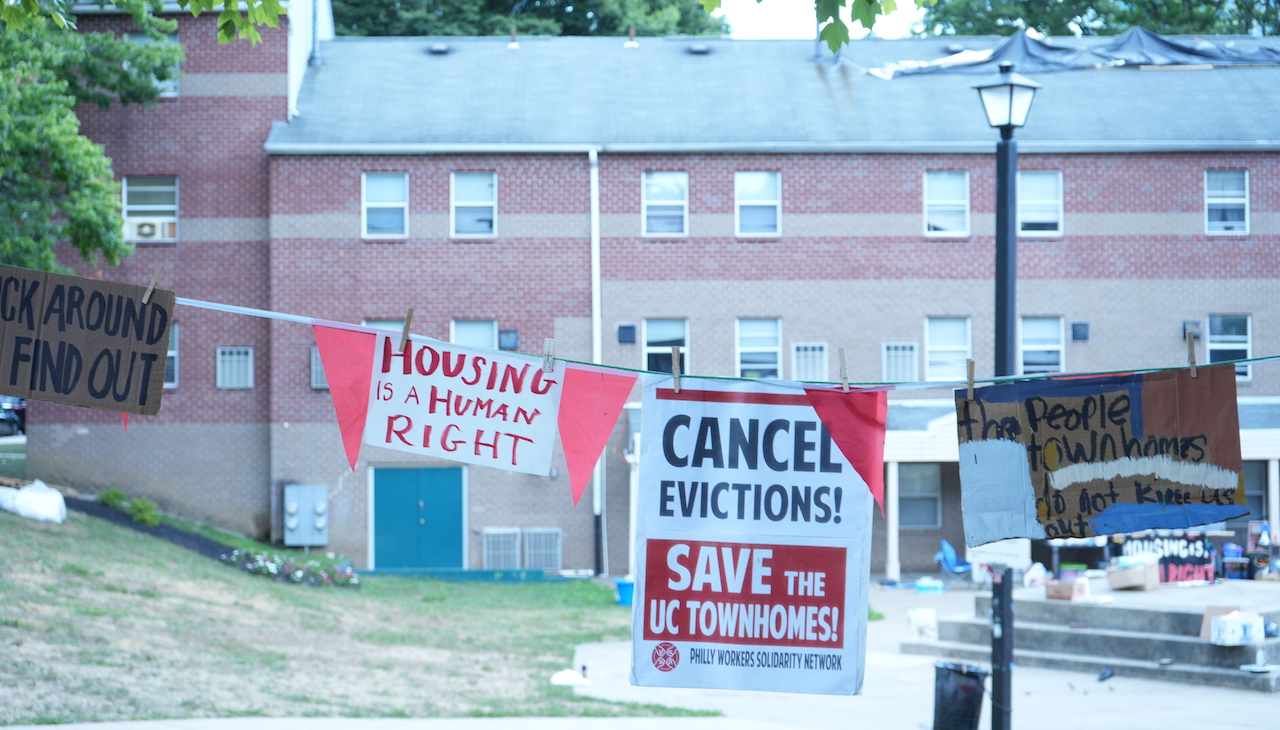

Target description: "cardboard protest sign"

left=631, top=377, right=884, bottom=695
left=363, top=334, right=562, bottom=475
left=956, top=366, right=1247, bottom=547
left=0, top=265, right=173, bottom=415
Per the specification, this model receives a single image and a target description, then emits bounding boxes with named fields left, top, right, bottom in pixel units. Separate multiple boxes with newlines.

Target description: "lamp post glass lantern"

left=972, top=61, right=1038, bottom=730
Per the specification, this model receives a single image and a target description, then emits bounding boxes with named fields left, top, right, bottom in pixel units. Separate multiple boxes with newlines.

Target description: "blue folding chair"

left=934, top=539, right=973, bottom=586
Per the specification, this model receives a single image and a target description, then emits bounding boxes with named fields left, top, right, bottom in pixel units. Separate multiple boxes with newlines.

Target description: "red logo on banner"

left=652, top=642, right=680, bottom=672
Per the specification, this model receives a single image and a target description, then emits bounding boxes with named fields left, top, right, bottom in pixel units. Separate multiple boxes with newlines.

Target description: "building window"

left=216, top=347, right=254, bottom=389
left=643, top=171, right=688, bottom=236
left=164, top=324, right=179, bottom=388
left=363, top=172, right=408, bottom=238
left=452, top=172, right=496, bottom=237
left=737, top=318, right=780, bottom=378
left=899, top=463, right=942, bottom=529
left=122, top=176, right=178, bottom=242
left=124, top=32, right=180, bottom=97
left=1208, top=314, right=1251, bottom=379
left=1206, top=170, right=1248, bottom=234
left=735, top=171, right=780, bottom=236
left=452, top=319, right=497, bottom=349
left=1229, top=462, right=1268, bottom=526
left=310, top=346, right=328, bottom=389
left=882, top=342, right=919, bottom=383
left=924, top=171, right=968, bottom=236
left=925, top=318, right=969, bottom=381
left=644, top=319, right=687, bottom=373
left=1020, top=316, right=1063, bottom=375
left=791, top=343, right=828, bottom=382
left=1019, top=170, right=1062, bottom=235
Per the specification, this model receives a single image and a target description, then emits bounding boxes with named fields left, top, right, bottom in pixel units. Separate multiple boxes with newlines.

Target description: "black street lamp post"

left=972, top=61, right=1040, bottom=730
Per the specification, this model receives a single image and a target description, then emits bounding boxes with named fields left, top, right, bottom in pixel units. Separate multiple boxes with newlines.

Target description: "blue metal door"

left=373, top=467, right=464, bottom=570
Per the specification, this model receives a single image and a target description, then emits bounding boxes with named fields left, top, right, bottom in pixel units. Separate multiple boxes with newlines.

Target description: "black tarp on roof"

left=876, top=28, right=1280, bottom=78
left=1094, top=26, right=1280, bottom=65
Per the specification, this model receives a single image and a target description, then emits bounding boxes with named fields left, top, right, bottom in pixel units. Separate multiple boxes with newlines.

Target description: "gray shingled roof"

left=266, top=33, right=1280, bottom=153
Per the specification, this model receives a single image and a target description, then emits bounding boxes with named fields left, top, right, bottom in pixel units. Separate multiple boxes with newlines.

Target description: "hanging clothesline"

left=175, top=296, right=1279, bottom=394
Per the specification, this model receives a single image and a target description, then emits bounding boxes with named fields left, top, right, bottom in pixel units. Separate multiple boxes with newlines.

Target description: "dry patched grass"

left=0, top=510, right=706, bottom=724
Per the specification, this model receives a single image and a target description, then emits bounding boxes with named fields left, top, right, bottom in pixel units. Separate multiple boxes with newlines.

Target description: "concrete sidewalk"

left=10, top=583, right=1279, bottom=730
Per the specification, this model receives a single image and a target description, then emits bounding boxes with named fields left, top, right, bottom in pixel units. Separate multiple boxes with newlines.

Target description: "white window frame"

left=310, top=346, right=328, bottom=389
left=791, top=342, right=828, bottom=382
left=881, top=342, right=919, bottom=383
left=1208, top=314, right=1252, bottom=380
left=1018, top=170, right=1063, bottom=236
left=216, top=347, right=254, bottom=390
left=643, top=171, right=689, bottom=237
left=735, top=318, right=781, bottom=379
left=123, top=32, right=180, bottom=97
left=643, top=318, right=688, bottom=373
left=451, top=171, right=497, bottom=238
left=925, top=317, right=970, bottom=381
left=1205, top=170, right=1249, bottom=234
left=362, top=172, right=408, bottom=239
left=164, top=323, right=179, bottom=388
left=122, top=176, right=178, bottom=242
left=899, top=463, right=942, bottom=530
left=451, top=319, right=498, bottom=349
left=1019, top=316, right=1064, bottom=375
left=735, top=171, right=781, bottom=237
left=924, top=170, right=969, bottom=237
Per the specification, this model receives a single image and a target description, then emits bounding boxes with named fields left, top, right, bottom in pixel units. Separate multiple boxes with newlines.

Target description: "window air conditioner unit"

left=126, top=217, right=177, bottom=240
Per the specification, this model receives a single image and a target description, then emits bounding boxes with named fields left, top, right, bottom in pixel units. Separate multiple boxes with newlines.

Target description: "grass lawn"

left=0, top=508, right=715, bottom=724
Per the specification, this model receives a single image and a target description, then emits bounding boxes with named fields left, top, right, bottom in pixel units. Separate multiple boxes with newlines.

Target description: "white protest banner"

left=631, top=376, right=882, bottom=695
left=363, top=334, right=562, bottom=475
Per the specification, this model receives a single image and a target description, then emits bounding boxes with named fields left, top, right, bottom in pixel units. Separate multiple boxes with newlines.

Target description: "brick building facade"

left=30, top=5, right=1280, bottom=576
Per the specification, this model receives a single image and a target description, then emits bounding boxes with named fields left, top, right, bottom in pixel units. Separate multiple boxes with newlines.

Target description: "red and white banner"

left=631, top=376, right=884, bottom=695
left=362, top=334, right=563, bottom=475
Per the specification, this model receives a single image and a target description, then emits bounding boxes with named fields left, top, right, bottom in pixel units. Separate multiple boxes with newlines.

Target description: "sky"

left=713, top=0, right=926, bottom=40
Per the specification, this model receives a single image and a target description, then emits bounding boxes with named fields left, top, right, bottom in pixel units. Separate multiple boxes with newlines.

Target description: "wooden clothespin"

left=399, top=308, right=414, bottom=352
left=543, top=338, right=556, bottom=373
left=1186, top=331, right=1198, bottom=378
left=966, top=359, right=976, bottom=400
left=671, top=345, right=681, bottom=394
left=838, top=347, right=849, bottom=392
left=141, top=265, right=162, bottom=304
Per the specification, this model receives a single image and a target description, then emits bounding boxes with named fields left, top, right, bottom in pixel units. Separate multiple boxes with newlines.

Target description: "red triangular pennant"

left=804, top=388, right=889, bottom=515
left=558, top=365, right=638, bottom=505
left=121, top=413, right=128, bottom=432
left=313, top=325, right=377, bottom=471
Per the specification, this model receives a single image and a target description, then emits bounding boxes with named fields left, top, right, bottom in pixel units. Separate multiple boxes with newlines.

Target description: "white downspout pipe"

left=886, top=461, right=901, bottom=582
left=589, top=149, right=608, bottom=575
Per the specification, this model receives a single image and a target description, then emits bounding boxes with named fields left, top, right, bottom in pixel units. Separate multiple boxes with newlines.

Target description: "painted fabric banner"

left=0, top=265, right=173, bottom=415
left=957, top=365, right=1248, bottom=547
left=363, top=334, right=563, bottom=475
left=631, top=376, right=881, bottom=695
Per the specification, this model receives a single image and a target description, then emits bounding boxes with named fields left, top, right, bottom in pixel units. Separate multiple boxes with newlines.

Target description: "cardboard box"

left=1045, top=578, right=1090, bottom=601
left=1200, top=606, right=1240, bottom=640
left=1211, top=611, right=1265, bottom=646
left=1107, top=561, right=1160, bottom=591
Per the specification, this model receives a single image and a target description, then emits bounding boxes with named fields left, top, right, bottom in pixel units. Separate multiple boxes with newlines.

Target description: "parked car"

left=0, top=396, right=26, bottom=433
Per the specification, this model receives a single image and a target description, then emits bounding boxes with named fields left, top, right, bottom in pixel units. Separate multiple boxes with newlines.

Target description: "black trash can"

left=933, top=661, right=988, bottom=730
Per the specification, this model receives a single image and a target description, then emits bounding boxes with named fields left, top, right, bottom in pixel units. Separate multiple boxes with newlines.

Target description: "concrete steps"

left=901, top=589, right=1280, bottom=692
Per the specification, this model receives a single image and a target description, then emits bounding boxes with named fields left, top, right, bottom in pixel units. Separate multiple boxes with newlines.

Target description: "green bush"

left=95, top=488, right=128, bottom=510
left=128, top=498, right=162, bottom=527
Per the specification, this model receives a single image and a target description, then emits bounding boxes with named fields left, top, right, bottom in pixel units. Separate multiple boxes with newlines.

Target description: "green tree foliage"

left=920, top=0, right=1277, bottom=36
left=0, top=15, right=182, bottom=272
left=331, top=0, right=729, bottom=38
left=2, top=0, right=283, bottom=45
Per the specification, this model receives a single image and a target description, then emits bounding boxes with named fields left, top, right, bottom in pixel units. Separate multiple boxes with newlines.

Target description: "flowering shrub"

left=219, top=548, right=359, bottom=589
